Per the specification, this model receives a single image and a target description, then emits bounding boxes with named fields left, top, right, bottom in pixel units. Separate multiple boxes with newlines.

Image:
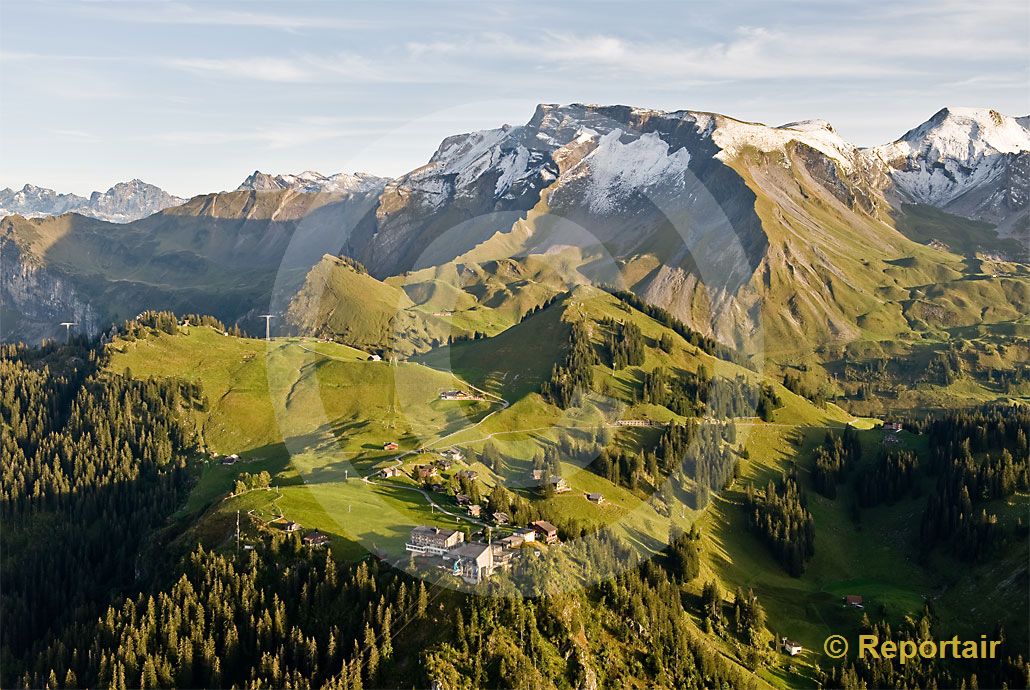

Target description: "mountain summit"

left=864, top=107, right=1030, bottom=228
left=235, top=170, right=388, bottom=195
left=0, top=179, right=183, bottom=223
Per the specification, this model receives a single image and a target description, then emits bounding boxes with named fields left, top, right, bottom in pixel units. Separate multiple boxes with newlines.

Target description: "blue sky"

left=1, top=0, right=1027, bottom=197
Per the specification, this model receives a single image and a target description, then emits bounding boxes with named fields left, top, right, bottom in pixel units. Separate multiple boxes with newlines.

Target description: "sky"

left=1, top=0, right=1027, bottom=198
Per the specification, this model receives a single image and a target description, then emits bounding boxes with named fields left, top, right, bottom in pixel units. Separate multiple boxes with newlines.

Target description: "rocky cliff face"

left=82, top=179, right=185, bottom=223
left=346, top=104, right=1029, bottom=282
left=0, top=236, right=100, bottom=343
left=0, top=181, right=385, bottom=343
left=337, top=103, right=1027, bottom=352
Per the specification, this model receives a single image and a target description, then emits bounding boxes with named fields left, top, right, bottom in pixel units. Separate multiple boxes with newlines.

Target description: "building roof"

left=532, top=520, right=558, bottom=533
left=412, top=525, right=460, bottom=540
left=451, top=542, right=493, bottom=566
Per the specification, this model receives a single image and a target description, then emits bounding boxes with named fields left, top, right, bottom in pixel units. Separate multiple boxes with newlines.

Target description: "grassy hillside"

left=103, top=291, right=1027, bottom=688
left=286, top=253, right=583, bottom=356
left=285, top=254, right=434, bottom=353
left=107, top=324, right=498, bottom=556
left=108, top=286, right=847, bottom=562
left=414, top=286, right=854, bottom=559
left=696, top=421, right=1028, bottom=679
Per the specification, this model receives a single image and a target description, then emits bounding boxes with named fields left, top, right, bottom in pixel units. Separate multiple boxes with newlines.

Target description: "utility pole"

left=236, top=510, right=241, bottom=555
left=259, top=314, right=274, bottom=341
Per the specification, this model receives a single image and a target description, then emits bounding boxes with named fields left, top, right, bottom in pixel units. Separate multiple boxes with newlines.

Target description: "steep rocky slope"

left=340, top=104, right=1026, bottom=356
left=1, top=186, right=380, bottom=342
left=864, top=107, right=1030, bottom=238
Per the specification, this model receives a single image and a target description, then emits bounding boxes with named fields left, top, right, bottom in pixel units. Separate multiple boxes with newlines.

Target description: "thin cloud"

left=49, top=129, right=103, bottom=143
left=166, top=57, right=315, bottom=83
left=150, top=117, right=404, bottom=149
left=161, top=52, right=435, bottom=84
left=78, top=1, right=376, bottom=30
left=405, top=25, right=1022, bottom=83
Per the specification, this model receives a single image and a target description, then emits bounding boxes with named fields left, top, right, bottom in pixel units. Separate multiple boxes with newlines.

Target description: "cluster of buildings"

left=614, top=419, right=662, bottom=428
left=882, top=422, right=904, bottom=447
left=405, top=526, right=499, bottom=584
left=405, top=519, right=560, bottom=584
left=279, top=521, right=330, bottom=547
left=440, top=390, right=482, bottom=401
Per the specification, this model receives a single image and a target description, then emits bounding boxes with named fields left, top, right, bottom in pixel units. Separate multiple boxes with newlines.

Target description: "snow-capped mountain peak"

left=692, top=113, right=859, bottom=173
left=236, top=170, right=388, bottom=195
left=84, top=180, right=184, bottom=223
left=879, top=107, right=1030, bottom=162
left=0, top=180, right=183, bottom=223
left=864, top=107, right=1030, bottom=208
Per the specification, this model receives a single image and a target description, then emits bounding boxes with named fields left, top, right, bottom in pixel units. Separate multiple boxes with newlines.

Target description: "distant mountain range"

left=235, top=170, right=388, bottom=195
left=0, top=179, right=185, bottom=223
left=2, top=104, right=1027, bottom=359
left=0, top=170, right=389, bottom=224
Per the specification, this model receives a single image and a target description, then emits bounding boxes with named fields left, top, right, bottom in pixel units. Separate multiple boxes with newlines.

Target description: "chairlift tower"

left=259, top=314, right=274, bottom=341
left=59, top=321, right=78, bottom=342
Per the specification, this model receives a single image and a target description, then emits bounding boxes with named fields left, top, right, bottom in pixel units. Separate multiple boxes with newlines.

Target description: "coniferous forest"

left=744, top=468, right=816, bottom=577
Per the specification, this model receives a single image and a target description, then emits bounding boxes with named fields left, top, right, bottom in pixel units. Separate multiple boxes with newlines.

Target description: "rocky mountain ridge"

left=3, top=103, right=1026, bottom=350
left=0, top=179, right=184, bottom=223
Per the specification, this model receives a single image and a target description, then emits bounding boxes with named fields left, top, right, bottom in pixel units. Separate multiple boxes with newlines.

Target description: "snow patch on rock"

left=569, top=130, right=691, bottom=213
left=697, top=114, right=858, bottom=173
